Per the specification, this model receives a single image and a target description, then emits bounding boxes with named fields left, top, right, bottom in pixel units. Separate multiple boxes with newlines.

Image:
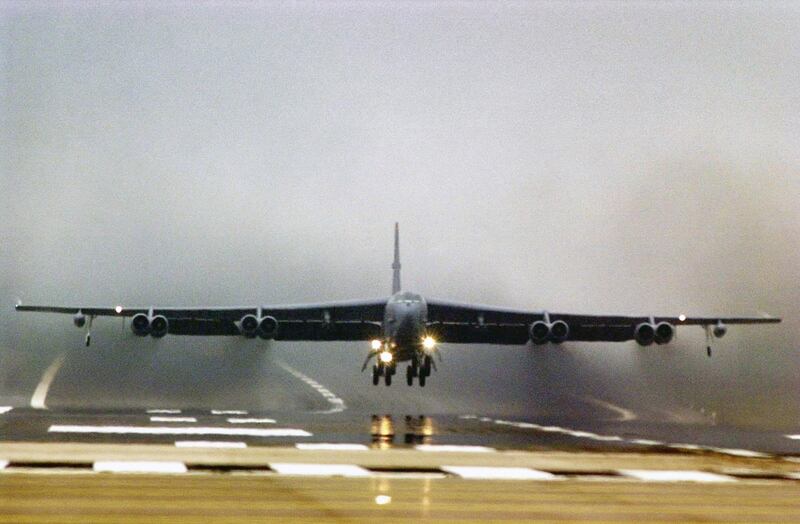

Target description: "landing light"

left=379, top=351, right=393, bottom=364
left=422, top=336, right=436, bottom=350
left=678, top=314, right=686, bottom=322
left=115, top=306, right=123, bottom=314
left=371, top=339, right=382, bottom=350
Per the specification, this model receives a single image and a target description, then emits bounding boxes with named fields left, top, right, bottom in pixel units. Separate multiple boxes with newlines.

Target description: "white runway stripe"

left=94, top=461, right=187, bottom=474
left=49, top=425, right=312, bottom=437
left=443, top=466, right=557, bottom=480
left=211, top=410, right=248, bottom=415
left=150, top=416, right=197, bottom=423
left=226, top=418, right=276, bottom=424
left=269, top=463, right=372, bottom=477
left=30, top=354, right=66, bottom=410
left=0, top=460, right=7, bottom=470
left=619, top=469, right=736, bottom=483
left=175, top=441, right=247, bottom=449
left=0, top=407, right=12, bottom=415
left=147, top=409, right=182, bottom=414
left=295, top=443, right=369, bottom=451
left=786, top=435, right=800, bottom=440
left=415, top=444, right=495, bottom=453
left=278, top=361, right=346, bottom=414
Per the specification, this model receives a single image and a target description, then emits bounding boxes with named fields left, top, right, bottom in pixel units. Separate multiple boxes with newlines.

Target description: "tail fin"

left=391, top=222, right=401, bottom=294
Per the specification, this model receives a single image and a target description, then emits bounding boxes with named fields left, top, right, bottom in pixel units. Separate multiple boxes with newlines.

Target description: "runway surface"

left=1, top=340, right=799, bottom=521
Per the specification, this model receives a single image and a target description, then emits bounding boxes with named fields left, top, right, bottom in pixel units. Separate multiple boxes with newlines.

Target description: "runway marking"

left=49, top=425, right=312, bottom=437
left=581, top=396, right=638, bottom=421
left=147, top=409, right=182, bottom=414
left=786, top=435, right=800, bottom=440
left=94, top=461, right=187, bottom=474
left=175, top=441, right=247, bottom=449
left=0, top=461, right=7, bottom=470
left=226, top=418, right=276, bottom=424
left=211, top=410, right=248, bottom=415
left=630, top=439, right=665, bottom=446
left=30, top=354, right=66, bottom=410
left=278, top=361, right=346, bottom=414
left=0, top=407, right=12, bottom=415
left=619, top=469, right=736, bottom=483
left=706, top=447, right=770, bottom=458
left=442, top=466, right=558, bottom=480
left=150, top=416, right=197, bottom=423
left=295, top=443, right=369, bottom=451
left=269, top=463, right=371, bottom=477
left=415, top=445, right=495, bottom=453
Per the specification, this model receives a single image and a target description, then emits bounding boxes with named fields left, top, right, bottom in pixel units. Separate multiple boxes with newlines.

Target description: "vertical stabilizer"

left=392, top=223, right=401, bottom=294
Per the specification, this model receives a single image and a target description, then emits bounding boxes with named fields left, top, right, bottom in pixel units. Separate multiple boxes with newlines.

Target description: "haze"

left=1, top=2, right=798, bottom=426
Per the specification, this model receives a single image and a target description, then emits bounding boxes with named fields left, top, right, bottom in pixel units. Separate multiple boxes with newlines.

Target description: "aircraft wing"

left=15, top=299, right=386, bottom=341
left=425, top=298, right=781, bottom=345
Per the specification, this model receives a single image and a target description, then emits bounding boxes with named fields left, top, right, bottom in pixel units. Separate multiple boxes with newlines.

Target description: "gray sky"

left=1, top=2, right=798, bottom=423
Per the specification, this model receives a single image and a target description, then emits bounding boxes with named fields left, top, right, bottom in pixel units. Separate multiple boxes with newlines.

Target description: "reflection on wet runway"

left=371, top=415, right=435, bottom=448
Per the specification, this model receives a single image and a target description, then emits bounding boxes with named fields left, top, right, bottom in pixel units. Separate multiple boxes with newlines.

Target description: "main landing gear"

left=372, top=363, right=396, bottom=386
left=405, top=355, right=432, bottom=387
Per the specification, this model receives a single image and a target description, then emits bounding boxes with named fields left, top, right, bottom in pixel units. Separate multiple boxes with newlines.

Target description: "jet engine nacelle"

left=131, top=313, right=151, bottom=336
left=239, top=315, right=260, bottom=338
left=529, top=321, right=550, bottom=345
left=73, top=312, right=86, bottom=328
left=131, top=313, right=168, bottom=338
left=258, top=315, right=279, bottom=340
left=150, top=315, right=169, bottom=338
left=634, top=322, right=656, bottom=346
left=654, top=322, right=675, bottom=345
left=528, top=320, right=569, bottom=344
left=713, top=321, right=727, bottom=338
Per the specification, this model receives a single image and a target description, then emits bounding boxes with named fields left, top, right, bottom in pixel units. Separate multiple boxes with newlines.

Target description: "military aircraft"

left=16, top=224, right=780, bottom=386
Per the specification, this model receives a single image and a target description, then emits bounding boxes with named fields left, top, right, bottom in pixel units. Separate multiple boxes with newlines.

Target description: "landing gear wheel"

left=372, top=365, right=380, bottom=385
left=406, top=366, right=414, bottom=386
left=418, top=373, right=426, bottom=387
left=384, top=371, right=392, bottom=386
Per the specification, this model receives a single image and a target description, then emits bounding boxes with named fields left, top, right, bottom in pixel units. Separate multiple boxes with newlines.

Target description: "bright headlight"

left=371, top=339, right=382, bottom=350
left=422, top=336, right=436, bottom=350
left=379, top=351, right=393, bottom=364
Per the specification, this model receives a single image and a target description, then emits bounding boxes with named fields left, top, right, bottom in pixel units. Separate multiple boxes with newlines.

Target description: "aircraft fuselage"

left=382, top=291, right=428, bottom=363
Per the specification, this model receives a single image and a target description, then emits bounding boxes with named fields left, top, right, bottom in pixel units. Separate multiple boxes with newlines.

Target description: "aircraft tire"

left=385, top=372, right=392, bottom=386
left=406, top=366, right=413, bottom=386
left=419, top=373, right=426, bottom=387
left=372, top=366, right=380, bottom=385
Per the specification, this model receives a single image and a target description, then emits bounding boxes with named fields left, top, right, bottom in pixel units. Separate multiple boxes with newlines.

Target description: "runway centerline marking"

left=150, top=416, right=197, bottom=423
left=619, top=470, right=736, bottom=483
left=94, top=461, right=187, bottom=474
left=175, top=441, right=247, bottom=449
left=30, top=354, right=66, bottom=410
left=269, top=463, right=372, bottom=477
left=147, top=409, right=182, bottom=414
left=211, top=410, right=248, bottom=415
left=295, top=443, right=369, bottom=451
left=226, top=418, right=276, bottom=424
left=277, top=361, right=346, bottom=414
left=49, top=425, right=312, bottom=437
left=442, top=466, right=558, bottom=480
left=0, top=407, right=12, bottom=415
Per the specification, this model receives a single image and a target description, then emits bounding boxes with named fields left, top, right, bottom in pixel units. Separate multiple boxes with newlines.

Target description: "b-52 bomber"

left=16, top=224, right=780, bottom=386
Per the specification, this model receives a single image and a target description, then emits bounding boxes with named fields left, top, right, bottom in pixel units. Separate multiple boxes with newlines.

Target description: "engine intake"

left=529, top=321, right=550, bottom=345
left=258, top=315, right=279, bottom=340
left=73, top=312, right=86, bottom=328
left=549, top=320, right=570, bottom=344
left=240, top=315, right=259, bottom=338
left=654, top=322, right=675, bottom=345
left=131, top=313, right=151, bottom=336
left=150, top=315, right=169, bottom=338
left=634, top=322, right=656, bottom=346
left=713, top=321, right=727, bottom=338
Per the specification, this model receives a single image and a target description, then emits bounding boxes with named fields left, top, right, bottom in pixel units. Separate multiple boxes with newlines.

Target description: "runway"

left=1, top=340, right=799, bottom=521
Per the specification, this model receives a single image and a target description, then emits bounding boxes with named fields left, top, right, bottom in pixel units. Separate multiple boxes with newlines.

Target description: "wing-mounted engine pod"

left=654, top=322, right=675, bottom=345
left=529, top=321, right=550, bottom=345
left=73, top=311, right=86, bottom=328
left=713, top=321, right=727, bottom=338
left=549, top=320, right=569, bottom=344
left=258, top=315, right=279, bottom=340
left=634, top=322, right=656, bottom=346
left=131, top=313, right=151, bottom=336
left=150, top=315, right=169, bottom=338
left=239, top=315, right=259, bottom=338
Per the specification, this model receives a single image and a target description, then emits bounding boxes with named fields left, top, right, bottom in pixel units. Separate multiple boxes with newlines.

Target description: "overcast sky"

left=1, top=2, right=798, bottom=421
